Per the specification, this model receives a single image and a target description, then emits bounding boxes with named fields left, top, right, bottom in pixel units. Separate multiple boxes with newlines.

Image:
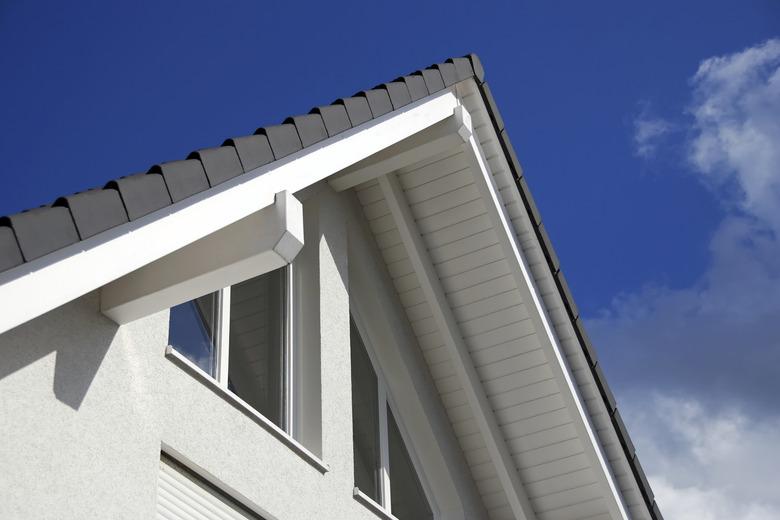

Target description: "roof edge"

left=472, top=77, right=663, bottom=520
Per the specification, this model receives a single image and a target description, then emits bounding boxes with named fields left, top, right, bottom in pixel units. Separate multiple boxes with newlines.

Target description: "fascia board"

left=0, top=89, right=460, bottom=334
left=462, top=131, right=631, bottom=520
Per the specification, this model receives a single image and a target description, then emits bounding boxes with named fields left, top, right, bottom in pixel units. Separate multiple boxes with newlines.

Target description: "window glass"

left=351, top=320, right=381, bottom=502
left=168, top=292, right=219, bottom=376
left=227, top=268, right=285, bottom=427
left=388, top=407, right=433, bottom=520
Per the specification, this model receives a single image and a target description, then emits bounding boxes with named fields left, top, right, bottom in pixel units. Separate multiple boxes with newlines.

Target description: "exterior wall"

left=0, top=185, right=482, bottom=520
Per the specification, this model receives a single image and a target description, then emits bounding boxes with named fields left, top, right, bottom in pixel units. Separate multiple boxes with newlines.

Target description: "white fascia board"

left=328, top=106, right=472, bottom=192
left=100, top=191, right=302, bottom=325
left=0, top=89, right=460, bottom=334
left=460, top=122, right=631, bottom=519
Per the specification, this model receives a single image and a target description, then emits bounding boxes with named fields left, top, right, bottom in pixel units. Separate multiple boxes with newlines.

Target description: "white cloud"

left=593, top=39, right=780, bottom=517
left=633, top=105, right=673, bottom=159
left=689, top=38, right=780, bottom=231
left=622, top=394, right=780, bottom=520
left=592, top=38, right=780, bottom=404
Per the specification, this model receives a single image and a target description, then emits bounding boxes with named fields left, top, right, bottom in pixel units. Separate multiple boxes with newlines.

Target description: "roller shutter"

left=156, top=457, right=264, bottom=520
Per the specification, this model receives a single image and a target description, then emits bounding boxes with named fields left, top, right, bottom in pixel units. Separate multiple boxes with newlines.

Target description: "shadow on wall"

left=0, top=291, right=116, bottom=410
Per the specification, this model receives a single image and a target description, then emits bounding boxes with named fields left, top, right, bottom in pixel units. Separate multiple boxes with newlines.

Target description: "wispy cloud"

left=624, top=394, right=780, bottom=520
left=689, top=38, right=780, bottom=231
left=632, top=104, right=674, bottom=159
left=593, top=39, right=780, bottom=515
left=594, top=37, right=780, bottom=409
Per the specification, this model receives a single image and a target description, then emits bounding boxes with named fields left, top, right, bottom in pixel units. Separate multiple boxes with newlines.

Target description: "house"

left=0, top=54, right=661, bottom=520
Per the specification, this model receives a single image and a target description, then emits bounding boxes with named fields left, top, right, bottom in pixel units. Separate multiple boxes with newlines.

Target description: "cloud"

left=593, top=39, right=780, bottom=517
left=591, top=39, right=780, bottom=412
left=689, top=38, right=780, bottom=231
left=632, top=105, right=674, bottom=159
left=623, top=394, right=780, bottom=520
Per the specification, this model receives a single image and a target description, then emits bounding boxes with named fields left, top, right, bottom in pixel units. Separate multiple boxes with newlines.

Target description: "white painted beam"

left=0, top=89, right=460, bottom=334
left=101, top=191, right=303, bottom=325
left=328, top=106, right=472, bottom=192
left=378, top=171, right=537, bottom=520
left=461, top=129, right=631, bottom=520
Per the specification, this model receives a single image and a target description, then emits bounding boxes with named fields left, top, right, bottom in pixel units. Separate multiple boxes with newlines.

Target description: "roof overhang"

left=0, top=89, right=460, bottom=334
left=0, top=63, right=658, bottom=519
left=330, top=85, right=635, bottom=519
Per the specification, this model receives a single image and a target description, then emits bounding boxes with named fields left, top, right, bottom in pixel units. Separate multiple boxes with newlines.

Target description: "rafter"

left=378, top=170, right=537, bottom=520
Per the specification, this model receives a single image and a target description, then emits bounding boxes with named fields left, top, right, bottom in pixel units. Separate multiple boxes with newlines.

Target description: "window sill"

left=353, top=487, right=399, bottom=520
left=165, top=345, right=329, bottom=475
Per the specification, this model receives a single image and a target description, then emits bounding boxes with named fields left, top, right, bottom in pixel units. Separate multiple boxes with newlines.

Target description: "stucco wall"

left=0, top=186, right=482, bottom=520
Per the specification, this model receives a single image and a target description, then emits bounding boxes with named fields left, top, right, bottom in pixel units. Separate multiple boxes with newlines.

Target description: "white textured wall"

left=0, top=186, right=482, bottom=520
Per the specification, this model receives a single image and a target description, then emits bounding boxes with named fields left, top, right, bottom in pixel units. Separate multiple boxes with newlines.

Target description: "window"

left=350, top=320, right=433, bottom=520
left=168, top=266, right=292, bottom=431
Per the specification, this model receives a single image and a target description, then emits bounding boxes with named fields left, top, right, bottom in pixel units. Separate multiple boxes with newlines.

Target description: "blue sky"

left=1, top=1, right=778, bottom=517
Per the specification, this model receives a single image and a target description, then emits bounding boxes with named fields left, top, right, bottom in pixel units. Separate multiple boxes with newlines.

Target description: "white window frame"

left=172, top=264, right=295, bottom=434
left=351, top=312, right=437, bottom=520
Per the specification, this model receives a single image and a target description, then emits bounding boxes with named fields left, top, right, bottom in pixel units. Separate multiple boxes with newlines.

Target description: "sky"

left=1, top=1, right=778, bottom=518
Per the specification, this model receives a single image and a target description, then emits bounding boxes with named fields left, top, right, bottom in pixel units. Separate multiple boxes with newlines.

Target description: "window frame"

left=170, top=264, right=296, bottom=435
left=350, top=310, right=437, bottom=519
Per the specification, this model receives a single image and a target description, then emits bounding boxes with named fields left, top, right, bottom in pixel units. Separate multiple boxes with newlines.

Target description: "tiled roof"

left=0, top=53, right=661, bottom=520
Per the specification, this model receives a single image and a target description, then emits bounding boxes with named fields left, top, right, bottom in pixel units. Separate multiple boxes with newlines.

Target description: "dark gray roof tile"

left=574, top=317, right=599, bottom=366
left=499, top=128, right=523, bottom=178
left=480, top=82, right=505, bottom=132
left=594, top=362, right=618, bottom=414
left=613, top=409, right=636, bottom=458
left=225, top=135, right=274, bottom=172
left=434, top=62, right=458, bottom=86
left=361, top=89, right=393, bottom=118
left=339, top=96, right=373, bottom=126
left=5, top=206, right=80, bottom=261
left=0, top=225, right=23, bottom=272
left=466, top=53, right=485, bottom=83
left=516, top=175, right=542, bottom=226
left=106, top=172, right=172, bottom=221
left=312, top=105, right=352, bottom=137
left=555, top=270, right=579, bottom=320
left=54, top=188, right=128, bottom=240
left=632, top=456, right=653, bottom=502
left=420, top=68, right=445, bottom=93
left=286, top=114, right=328, bottom=147
left=258, top=124, right=303, bottom=160
left=536, top=223, right=560, bottom=273
left=189, top=146, right=243, bottom=185
left=447, top=57, right=475, bottom=82
left=652, top=501, right=664, bottom=520
left=401, top=74, right=429, bottom=102
left=383, top=81, right=412, bottom=110
left=150, top=160, right=209, bottom=203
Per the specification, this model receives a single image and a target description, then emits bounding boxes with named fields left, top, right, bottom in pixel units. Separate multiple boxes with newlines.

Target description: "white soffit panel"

left=352, top=85, right=639, bottom=519
left=457, top=81, right=649, bottom=520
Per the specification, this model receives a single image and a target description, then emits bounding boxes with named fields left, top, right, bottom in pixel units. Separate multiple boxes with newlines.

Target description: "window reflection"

left=228, top=268, right=285, bottom=427
left=351, top=320, right=381, bottom=502
left=168, top=293, right=219, bottom=376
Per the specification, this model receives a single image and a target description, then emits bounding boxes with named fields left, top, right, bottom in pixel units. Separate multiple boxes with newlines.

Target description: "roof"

left=0, top=53, right=661, bottom=520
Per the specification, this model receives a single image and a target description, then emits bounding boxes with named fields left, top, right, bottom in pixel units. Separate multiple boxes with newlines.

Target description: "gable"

left=0, top=54, right=660, bottom=520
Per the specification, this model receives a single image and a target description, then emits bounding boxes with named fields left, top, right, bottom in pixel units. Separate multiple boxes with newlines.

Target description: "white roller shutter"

left=156, top=457, right=263, bottom=520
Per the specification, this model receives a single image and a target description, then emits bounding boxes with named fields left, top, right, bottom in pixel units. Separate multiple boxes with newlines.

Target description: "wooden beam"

left=378, top=171, right=537, bottom=520
left=100, top=191, right=303, bottom=325
left=329, top=106, right=472, bottom=192
left=461, top=133, right=631, bottom=520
